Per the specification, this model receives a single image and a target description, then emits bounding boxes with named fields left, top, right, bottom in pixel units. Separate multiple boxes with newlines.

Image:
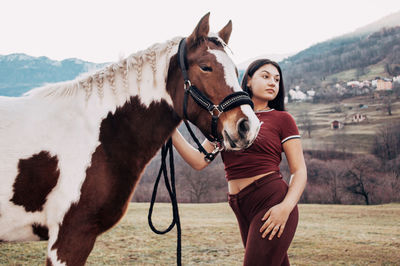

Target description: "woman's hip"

left=228, top=173, right=291, bottom=221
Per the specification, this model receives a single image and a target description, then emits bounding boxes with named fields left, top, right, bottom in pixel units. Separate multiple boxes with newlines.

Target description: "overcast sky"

left=1, top=0, right=399, bottom=64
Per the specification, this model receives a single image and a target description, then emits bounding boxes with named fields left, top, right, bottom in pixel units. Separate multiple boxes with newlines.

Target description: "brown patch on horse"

left=10, top=151, right=60, bottom=212
left=46, top=258, right=54, bottom=266
left=32, top=223, right=49, bottom=241
left=51, top=96, right=181, bottom=265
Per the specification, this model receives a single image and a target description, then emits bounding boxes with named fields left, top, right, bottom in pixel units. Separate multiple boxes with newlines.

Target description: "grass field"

left=325, top=63, right=386, bottom=84
left=287, top=96, right=400, bottom=154
left=1, top=203, right=399, bottom=265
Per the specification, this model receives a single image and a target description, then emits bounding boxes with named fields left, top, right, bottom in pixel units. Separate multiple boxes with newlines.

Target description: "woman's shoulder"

left=267, top=109, right=296, bottom=121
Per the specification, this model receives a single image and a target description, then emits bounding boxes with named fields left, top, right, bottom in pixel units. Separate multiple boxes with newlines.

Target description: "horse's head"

left=167, top=13, right=260, bottom=151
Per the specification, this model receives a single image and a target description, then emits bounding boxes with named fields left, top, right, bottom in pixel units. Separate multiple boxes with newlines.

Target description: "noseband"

left=177, top=38, right=254, bottom=162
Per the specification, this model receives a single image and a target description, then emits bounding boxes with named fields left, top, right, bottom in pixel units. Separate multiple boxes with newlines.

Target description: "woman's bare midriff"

left=228, top=171, right=277, bottom=194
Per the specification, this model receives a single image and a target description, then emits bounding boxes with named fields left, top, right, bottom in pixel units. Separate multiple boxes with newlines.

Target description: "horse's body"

left=0, top=14, right=259, bottom=265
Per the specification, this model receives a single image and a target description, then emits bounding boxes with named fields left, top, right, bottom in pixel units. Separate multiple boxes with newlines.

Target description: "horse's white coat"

left=208, top=49, right=260, bottom=148
left=0, top=32, right=259, bottom=264
left=0, top=37, right=181, bottom=264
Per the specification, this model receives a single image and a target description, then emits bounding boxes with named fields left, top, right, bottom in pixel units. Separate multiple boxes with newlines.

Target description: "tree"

left=372, top=122, right=400, bottom=162
left=344, top=155, right=380, bottom=205
left=383, top=92, right=393, bottom=116
left=298, top=110, right=315, bottom=138
left=325, top=160, right=346, bottom=204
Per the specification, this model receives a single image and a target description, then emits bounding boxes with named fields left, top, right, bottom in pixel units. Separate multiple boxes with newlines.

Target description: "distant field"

left=325, top=63, right=386, bottom=83
left=1, top=203, right=399, bottom=265
left=287, top=96, right=400, bottom=153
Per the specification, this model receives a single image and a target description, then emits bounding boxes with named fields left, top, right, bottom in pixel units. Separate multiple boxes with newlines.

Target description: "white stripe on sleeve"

left=281, top=135, right=301, bottom=144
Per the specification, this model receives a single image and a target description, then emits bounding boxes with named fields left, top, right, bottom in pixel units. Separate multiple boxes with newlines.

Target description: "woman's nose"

left=267, top=78, right=276, bottom=86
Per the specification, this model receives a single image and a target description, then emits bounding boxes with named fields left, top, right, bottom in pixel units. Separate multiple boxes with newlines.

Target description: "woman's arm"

left=259, top=138, right=307, bottom=240
left=171, top=128, right=216, bottom=170
left=281, top=138, right=307, bottom=210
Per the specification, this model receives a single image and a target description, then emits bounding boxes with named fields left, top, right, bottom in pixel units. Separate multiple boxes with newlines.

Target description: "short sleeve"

left=280, top=112, right=300, bottom=144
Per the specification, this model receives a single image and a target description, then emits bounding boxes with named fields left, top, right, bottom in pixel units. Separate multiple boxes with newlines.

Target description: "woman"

left=172, top=59, right=307, bottom=266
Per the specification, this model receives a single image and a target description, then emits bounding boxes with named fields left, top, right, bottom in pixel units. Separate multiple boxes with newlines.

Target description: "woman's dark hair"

left=241, top=59, right=285, bottom=111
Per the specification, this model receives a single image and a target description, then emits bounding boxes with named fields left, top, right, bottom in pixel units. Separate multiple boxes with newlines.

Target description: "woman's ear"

left=247, top=77, right=252, bottom=88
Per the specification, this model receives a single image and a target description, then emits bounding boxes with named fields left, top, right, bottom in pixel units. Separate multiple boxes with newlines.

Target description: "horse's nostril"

left=238, top=119, right=250, bottom=138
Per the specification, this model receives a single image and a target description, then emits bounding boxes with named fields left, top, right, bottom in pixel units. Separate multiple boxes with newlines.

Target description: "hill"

left=0, top=54, right=107, bottom=96
left=280, top=26, right=400, bottom=91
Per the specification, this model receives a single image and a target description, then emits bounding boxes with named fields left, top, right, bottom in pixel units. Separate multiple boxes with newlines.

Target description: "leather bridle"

left=177, top=38, right=254, bottom=162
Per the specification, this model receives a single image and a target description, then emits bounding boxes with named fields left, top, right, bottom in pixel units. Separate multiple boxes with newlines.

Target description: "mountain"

left=0, top=54, right=107, bottom=96
left=347, top=10, right=400, bottom=37
left=2, top=10, right=399, bottom=97
left=279, top=24, right=400, bottom=92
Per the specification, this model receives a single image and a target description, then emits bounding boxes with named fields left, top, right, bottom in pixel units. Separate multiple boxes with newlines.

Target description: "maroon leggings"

left=228, top=172, right=299, bottom=266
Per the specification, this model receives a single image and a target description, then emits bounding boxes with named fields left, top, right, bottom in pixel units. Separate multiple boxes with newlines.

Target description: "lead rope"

left=148, top=138, right=182, bottom=266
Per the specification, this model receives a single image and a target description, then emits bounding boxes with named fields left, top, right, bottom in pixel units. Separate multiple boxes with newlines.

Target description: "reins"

left=148, top=37, right=254, bottom=266
left=148, top=138, right=182, bottom=265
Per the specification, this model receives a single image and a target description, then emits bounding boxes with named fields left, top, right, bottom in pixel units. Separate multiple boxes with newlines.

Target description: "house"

left=335, top=83, right=347, bottom=95
left=376, top=79, right=392, bottom=91
left=331, top=120, right=344, bottom=130
left=362, top=80, right=371, bottom=87
left=347, top=81, right=362, bottom=88
left=288, top=86, right=307, bottom=101
left=306, top=89, right=315, bottom=98
left=352, top=113, right=367, bottom=123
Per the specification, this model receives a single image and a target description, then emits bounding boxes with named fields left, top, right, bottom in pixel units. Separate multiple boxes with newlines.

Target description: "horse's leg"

left=45, top=212, right=99, bottom=266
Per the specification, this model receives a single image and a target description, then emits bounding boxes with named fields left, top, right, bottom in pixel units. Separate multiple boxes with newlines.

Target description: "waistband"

left=228, top=172, right=282, bottom=201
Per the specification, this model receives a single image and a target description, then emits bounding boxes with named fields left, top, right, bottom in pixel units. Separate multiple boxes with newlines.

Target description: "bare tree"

left=344, top=155, right=380, bottom=205
left=372, top=122, right=400, bottom=162
left=383, top=92, right=393, bottom=116
left=298, top=110, right=315, bottom=138
left=185, top=174, right=212, bottom=203
left=326, top=160, right=346, bottom=204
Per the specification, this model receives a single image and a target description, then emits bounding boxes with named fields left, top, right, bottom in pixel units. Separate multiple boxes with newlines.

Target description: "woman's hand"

left=259, top=203, right=292, bottom=240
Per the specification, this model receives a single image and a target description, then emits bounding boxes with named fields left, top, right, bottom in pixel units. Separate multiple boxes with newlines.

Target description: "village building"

left=331, top=120, right=344, bottom=130
left=392, top=75, right=400, bottom=84
left=347, top=81, right=362, bottom=88
left=351, top=113, right=367, bottom=123
left=376, top=79, right=393, bottom=91
left=289, top=86, right=307, bottom=101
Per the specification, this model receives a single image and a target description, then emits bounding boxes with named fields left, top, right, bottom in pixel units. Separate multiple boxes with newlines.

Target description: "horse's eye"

left=200, top=65, right=213, bottom=72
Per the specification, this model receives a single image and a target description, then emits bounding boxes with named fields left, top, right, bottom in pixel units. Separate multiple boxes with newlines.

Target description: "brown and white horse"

left=0, top=13, right=260, bottom=265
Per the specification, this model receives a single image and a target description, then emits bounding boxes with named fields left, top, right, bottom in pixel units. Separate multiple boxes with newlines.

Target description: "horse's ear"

left=187, top=12, right=210, bottom=46
left=218, top=20, right=232, bottom=44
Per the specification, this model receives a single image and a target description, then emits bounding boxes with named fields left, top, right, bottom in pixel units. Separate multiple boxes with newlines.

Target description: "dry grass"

left=287, top=97, right=400, bottom=153
left=1, top=203, right=399, bottom=265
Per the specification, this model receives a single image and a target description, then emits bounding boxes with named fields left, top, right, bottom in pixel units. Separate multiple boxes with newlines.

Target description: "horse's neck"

left=25, top=37, right=182, bottom=113
left=99, top=95, right=181, bottom=172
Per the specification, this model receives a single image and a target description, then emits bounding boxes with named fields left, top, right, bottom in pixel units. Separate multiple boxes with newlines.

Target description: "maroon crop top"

left=221, top=109, right=300, bottom=181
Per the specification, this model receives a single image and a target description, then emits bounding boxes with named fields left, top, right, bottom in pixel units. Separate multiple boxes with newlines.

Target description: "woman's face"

left=247, top=64, right=280, bottom=103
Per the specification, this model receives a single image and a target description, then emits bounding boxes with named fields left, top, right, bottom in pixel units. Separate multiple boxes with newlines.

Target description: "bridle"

left=178, top=38, right=254, bottom=162
left=148, top=38, right=254, bottom=266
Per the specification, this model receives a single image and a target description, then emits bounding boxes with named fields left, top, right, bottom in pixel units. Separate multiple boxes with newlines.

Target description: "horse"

left=0, top=13, right=260, bottom=265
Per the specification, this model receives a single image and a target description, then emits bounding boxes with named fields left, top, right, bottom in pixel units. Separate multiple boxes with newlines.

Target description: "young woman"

left=172, top=59, right=307, bottom=266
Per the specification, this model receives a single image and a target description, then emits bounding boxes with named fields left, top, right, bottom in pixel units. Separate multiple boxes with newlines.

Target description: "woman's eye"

left=200, top=66, right=213, bottom=72
left=275, top=79, right=280, bottom=83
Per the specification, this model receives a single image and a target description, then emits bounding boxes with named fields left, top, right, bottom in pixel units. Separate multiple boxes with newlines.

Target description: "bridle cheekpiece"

left=177, top=38, right=254, bottom=162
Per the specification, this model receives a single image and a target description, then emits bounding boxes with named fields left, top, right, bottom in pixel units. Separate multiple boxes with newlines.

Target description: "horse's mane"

left=24, top=37, right=182, bottom=102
